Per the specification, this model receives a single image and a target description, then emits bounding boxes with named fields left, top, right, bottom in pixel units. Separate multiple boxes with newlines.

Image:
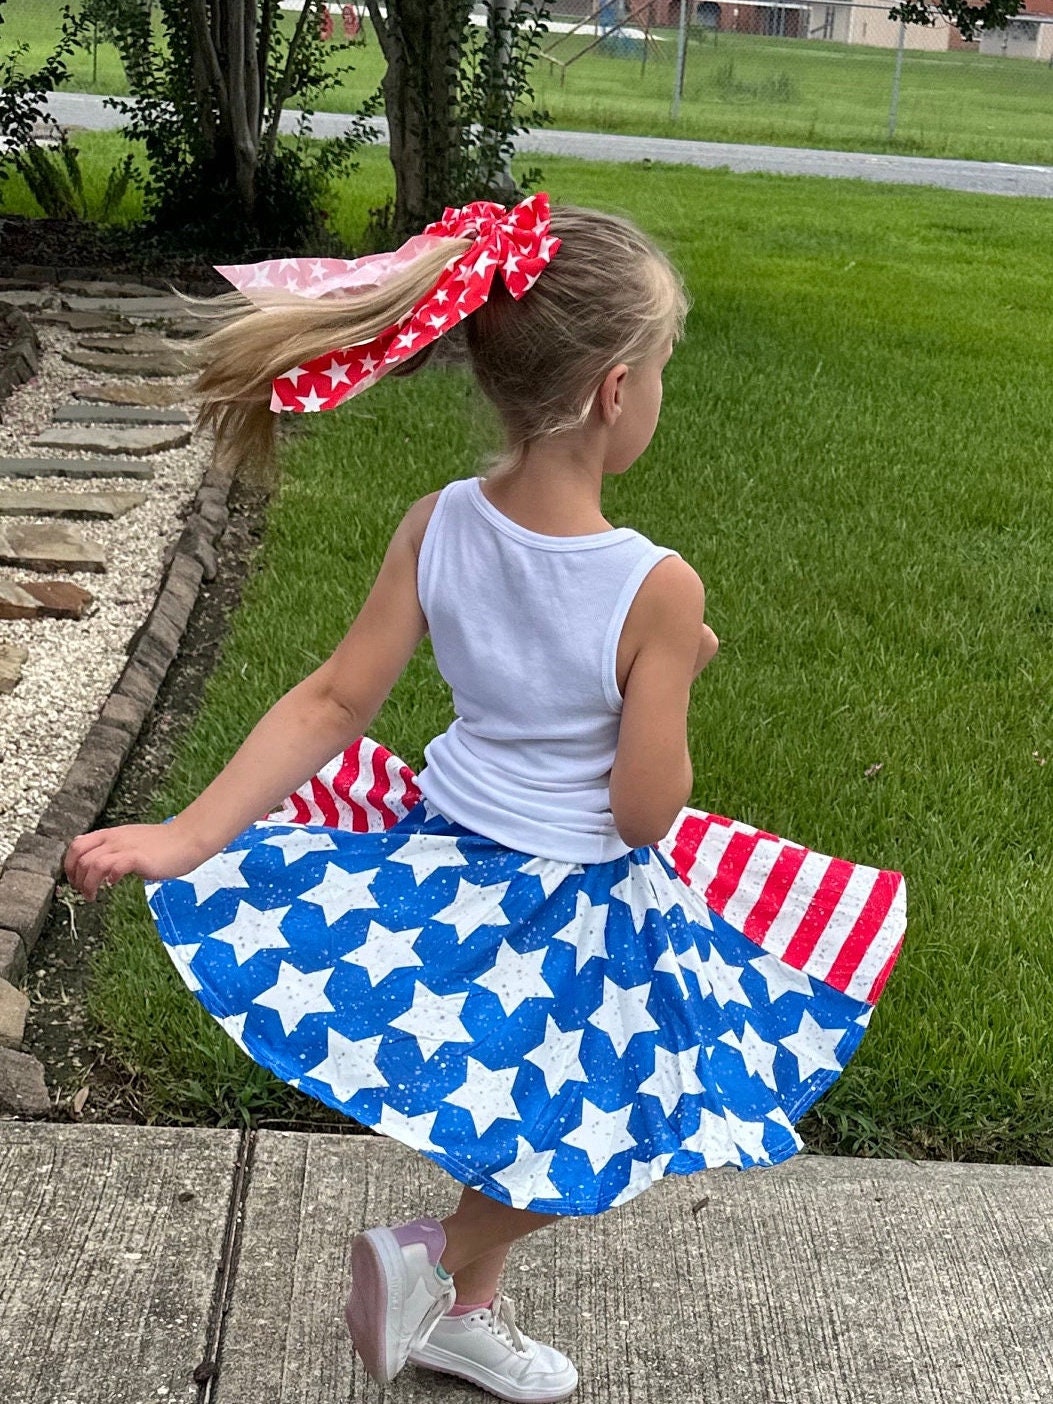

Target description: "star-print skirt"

left=145, top=738, right=907, bottom=1217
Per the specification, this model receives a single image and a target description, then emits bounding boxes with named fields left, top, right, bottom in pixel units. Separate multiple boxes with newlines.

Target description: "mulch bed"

left=0, top=213, right=251, bottom=289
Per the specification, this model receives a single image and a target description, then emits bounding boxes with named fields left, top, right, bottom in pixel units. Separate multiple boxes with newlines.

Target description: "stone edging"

left=0, top=269, right=236, bottom=1110
left=0, top=302, right=40, bottom=405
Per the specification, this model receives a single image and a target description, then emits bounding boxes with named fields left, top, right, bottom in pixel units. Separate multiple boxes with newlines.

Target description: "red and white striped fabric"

left=658, top=811, right=905, bottom=1009
left=261, top=737, right=421, bottom=832
left=262, top=738, right=904, bottom=1012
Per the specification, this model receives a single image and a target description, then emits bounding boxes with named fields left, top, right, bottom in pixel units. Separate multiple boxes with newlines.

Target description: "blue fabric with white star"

left=145, top=800, right=873, bottom=1216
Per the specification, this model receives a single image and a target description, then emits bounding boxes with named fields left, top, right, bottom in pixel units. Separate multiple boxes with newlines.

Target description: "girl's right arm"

left=609, top=556, right=713, bottom=850
left=64, top=492, right=439, bottom=902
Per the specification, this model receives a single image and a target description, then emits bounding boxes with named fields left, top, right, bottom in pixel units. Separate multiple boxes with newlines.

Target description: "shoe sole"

left=408, top=1342, right=579, bottom=1403
left=346, top=1228, right=407, bottom=1384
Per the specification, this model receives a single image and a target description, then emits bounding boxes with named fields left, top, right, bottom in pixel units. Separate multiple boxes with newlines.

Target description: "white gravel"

left=0, top=317, right=213, bottom=865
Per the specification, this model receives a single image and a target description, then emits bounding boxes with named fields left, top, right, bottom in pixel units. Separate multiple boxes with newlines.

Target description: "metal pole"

left=671, top=0, right=689, bottom=118
left=887, top=18, right=906, bottom=139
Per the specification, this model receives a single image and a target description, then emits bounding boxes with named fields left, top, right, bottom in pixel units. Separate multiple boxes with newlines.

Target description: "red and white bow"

left=213, top=191, right=560, bottom=415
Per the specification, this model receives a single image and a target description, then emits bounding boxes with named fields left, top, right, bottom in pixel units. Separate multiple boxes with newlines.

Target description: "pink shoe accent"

left=392, top=1215, right=447, bottom=1265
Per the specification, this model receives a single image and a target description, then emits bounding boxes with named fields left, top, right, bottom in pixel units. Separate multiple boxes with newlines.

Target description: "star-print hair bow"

left=213, top=191, right=561, bottom=415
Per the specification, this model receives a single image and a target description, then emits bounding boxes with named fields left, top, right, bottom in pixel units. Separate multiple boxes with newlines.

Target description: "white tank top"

left=415, top=476, right=679, bottom=862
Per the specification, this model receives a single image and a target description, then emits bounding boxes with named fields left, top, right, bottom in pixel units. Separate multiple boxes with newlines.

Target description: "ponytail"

left=171, top=236, right=474, bottom=487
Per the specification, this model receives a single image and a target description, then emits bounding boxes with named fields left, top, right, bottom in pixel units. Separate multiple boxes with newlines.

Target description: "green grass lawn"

left=86, top=154, right=1053, bottom=1164
left=5, top=0, right=1053, bottom=166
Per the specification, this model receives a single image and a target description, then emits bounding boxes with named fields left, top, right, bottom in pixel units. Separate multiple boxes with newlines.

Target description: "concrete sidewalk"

left=40, top=92, right=1053, bottom=200
left=2, top=1123, right=1052, bottom=1404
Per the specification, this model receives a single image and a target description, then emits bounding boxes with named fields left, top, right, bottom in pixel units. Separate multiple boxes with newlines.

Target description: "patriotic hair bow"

left=213, top=190, right=560, bottom=415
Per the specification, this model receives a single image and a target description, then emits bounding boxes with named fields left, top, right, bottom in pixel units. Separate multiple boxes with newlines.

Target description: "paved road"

left=43, top=91, right=1053, bottom=199
left=3, top=1123, right=1053, bottom=1404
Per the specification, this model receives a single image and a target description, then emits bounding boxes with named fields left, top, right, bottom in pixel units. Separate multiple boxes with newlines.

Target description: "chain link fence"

left=537, top=0, right=1053, bottom=161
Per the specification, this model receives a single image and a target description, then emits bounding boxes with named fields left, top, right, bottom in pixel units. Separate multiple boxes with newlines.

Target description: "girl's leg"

left=439, top=1185, right=560, bottom=1303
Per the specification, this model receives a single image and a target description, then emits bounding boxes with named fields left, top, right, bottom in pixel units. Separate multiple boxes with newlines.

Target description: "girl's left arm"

left=64, top=492, right=439, bottom=901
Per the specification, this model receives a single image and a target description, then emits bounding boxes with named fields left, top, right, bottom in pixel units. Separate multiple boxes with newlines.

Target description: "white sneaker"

left=408, top=1289, right=579, bottom=1402
left=345, top=1215, right=457, bottom=1384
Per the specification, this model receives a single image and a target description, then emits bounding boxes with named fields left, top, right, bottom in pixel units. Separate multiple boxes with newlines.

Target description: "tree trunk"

left=366, top=0, right=470, bottom=240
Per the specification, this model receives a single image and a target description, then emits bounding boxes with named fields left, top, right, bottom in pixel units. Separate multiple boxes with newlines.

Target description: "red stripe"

left=780, top=857, right=855, bottom=968
left=367, top=744, right=394, bottom=827
left=703, top=830, right=762, bottom=914
left=669, top=814, right=722, bottom=884
left=290, top=792, right=312, bottom=825
left=399, top=762, right=422, bottom=813
left=867, top=934, right=904, bottom=1004
left=333, top=741, right=368, bottom=831
left=309, top=774, right=339, bottom=828
left=742, top=842, right=809, bottom=943
left=825, top=869, right=900, bottom=993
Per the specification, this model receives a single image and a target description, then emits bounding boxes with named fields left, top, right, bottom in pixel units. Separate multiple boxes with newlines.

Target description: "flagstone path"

left=0, top=279, right=218, bottom=861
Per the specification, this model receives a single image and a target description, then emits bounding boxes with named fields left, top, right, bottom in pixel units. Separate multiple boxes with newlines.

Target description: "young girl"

left=64, top=194, right=906, bottom=1404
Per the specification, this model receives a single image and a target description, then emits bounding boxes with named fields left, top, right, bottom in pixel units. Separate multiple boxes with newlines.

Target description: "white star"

left=502, top=251, right=522, bottom=277
left=698, top=945, right=750, bottom=1008
left=341, top=920, right=424, bottom=986
left=517, top=855, right=584, bottom=899
left=766, top=1105, right=805, bottom=1149
left=388, top=837, right=468, bottom=885
left=359, top=351, right=379, bottom=375
left=681, top=1106, right=741, bottom=1165
left=178, top=849, right=251, bottom=905
left=637, top=1043, right=704, bottom=1117
left=277, top=257, right=301, bottom=271
left=303, top=1029, right=388, bottom=1101
left=549, top=890, right=609, bottom=974
left=750, top=951, right=814, bottom=1002
left=609, top=866, right=655, bottom=935
left=377, top=1102, right=443, bottom=1153
left=522, top=1016, right=587, bottom=1098
left=561, top=1098, right=637, bottom=1174
left=430, top=876, right=511, bottom=942
left=166, top=941, right=202, bottom=992
left=205, top=900, right=291, bottom=966
left=300, top=863, right=379, bottom=926
left=473, top=940, right=553, bottom=1016
left=260, top=828, right=338, bottom=866
left=394, top=328, right=421, bottom=350
left=427, top=312, right=450, bottom=330
left=490, top=1136, right=561, bottom=1206
left=253, top=961, right=335, bottom=1037
left=724, top=1109, right=770, bottom=1163
left=587, top=975, right=660, bottom=1059
left=531, top=214, right=548, bottom=238
left=388, top=983, right=473, bottom=1060
left=433, top=286, right=450, bottom=305
left=781, top=1010, right=848, bottom=1082
left=323, top=356, right=352, bottom=388
left=472, top=248, right=499, bottom=279
left=538, top=235, right=558, bottom=261
left=279, top=363, right=310, bottom=387
left=654, top=941, right=691, bottom=998
left=296, top=385, right=328, bottom=412
left=216, top=1010, right=248, bottom=1052
left=247, top=263, right=276, bottom=288
left=445, top=1058, right=521, bottom=1137
left=608, top=1150, right=675, bottom=1208
left=309, top=258, right=327, bottom=280
left=718, top=1022, right=779, bottom=1090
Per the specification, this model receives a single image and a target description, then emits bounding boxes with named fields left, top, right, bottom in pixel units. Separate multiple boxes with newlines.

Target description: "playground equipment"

left=541, top=0, right=668, bottom=83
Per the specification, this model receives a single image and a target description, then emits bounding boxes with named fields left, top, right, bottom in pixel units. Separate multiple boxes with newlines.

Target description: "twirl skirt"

left=145, top=738, right=907, bottom=1216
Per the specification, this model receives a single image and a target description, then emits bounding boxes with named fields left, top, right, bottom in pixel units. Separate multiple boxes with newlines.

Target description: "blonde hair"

left=175, top=204, right=690, bottom=487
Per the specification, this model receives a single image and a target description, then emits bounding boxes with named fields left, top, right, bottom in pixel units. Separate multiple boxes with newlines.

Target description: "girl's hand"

left=64, top=823, right=207, bottom=903
left=693, top=623, right=719, bottom=678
